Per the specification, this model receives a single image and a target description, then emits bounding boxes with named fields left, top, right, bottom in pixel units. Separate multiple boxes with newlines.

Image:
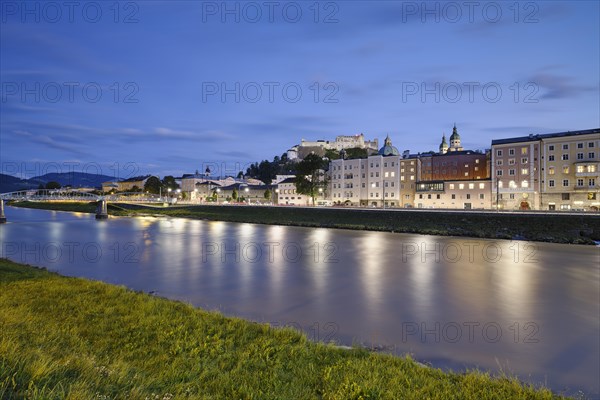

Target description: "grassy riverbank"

left=0, top=258, right=564, bottom=399
left=10, top=201, right=600, bottom=244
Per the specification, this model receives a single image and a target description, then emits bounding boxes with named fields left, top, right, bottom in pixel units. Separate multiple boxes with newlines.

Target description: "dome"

left=378, top=135, right=400, bottom=156
left=449, top=124, right=460, bottom=141
left=439, top=134, right=448, bottom=153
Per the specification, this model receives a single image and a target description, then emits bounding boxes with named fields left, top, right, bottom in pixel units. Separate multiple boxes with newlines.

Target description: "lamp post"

left=216, top=188, right=221, bottom=203
left=275, top=188, right=279, bottom=205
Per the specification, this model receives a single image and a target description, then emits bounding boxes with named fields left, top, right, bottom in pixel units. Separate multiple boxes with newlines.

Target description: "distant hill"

left=0, top=172, right=118, bottom=193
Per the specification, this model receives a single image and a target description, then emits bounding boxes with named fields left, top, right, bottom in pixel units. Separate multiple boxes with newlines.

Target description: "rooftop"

left=491, top=128, right=600, bottom=145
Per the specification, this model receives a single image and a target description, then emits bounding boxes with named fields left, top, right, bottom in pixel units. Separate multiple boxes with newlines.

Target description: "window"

left=589, top=152, right=596, bottom=159
left=375, top=172, right=379, bottom=177
left=578, top=143, right=584, bottom=149
left=521, top=168, right=528, bottom=175
left=464, top=172, right=468, bottom=176
left=497, top=150, right=503, bottom=156
left=548, top=155, right=555, bottom=161
left=451, top=194, right=456, bottom=199
left=562, top=154, right=569, bottom=161
left=480, top=194, right=485, bottom=199
left=508, top=159, right=516, bottom=165
left=576, top=165, right=584, bottom=173
left=427, top=194, right=431, bottom=199
left=509, top=194, right=515, bottom=199
left=468, top=183, right=474, bottom=189
left=391, top=172, right=395, bottom=177
left=384, top=172, right=389, bottom=178
left=476, top=159, right=480, bottom=164
left=521, top=158, right=528, bottom=164
left=497, top=170, right=503, bottom=176
left=577, top=179, right=584, bottom=187
left=509, top=169, right=515, bottom=176
left=589, top=142, right=595, bottom=148
left=370, top=172, right=373, bottom=177
left=577, top=153, right=584, bottom=160
left=590, top=165, right=597, bottom=173
left=562, top=144, right=569, bottom=150
left=384, top=162, right=388, bottom=167
left=563, top=179, right=569, bottom=187
left=548, top=167, right=555, bottom=175
left=419, top=194, right=423, bottom=199
left=589, top=192, right=597, bottom=200
left=521, top=148, right=528, bottom=155
left=361, top=183, right=365, bottom=188
left=509, top=149, right=515, bottom=156
left=496, top=160, right=503, bottom=166
left=362, top=173, right=365, bottom=178
left=521, top=180, right=529, bottom=188
left=479, top=183, right=485, bottom=189
left=449, top=184, right=455, bottom=189
left=563, top=166, right=569, bottom=174
left=549, top=180, right=555, bottom=187
left=466, top=194, right=471, bottom=199
left=436, top=194, right=441, bottom=199
left=562, top=193, right=570, bottom=200
left=589, top=178, right=596, bottom=187
left=459, top=184, right=465, bottom=189
left=548, top=145, right=554, bottom=151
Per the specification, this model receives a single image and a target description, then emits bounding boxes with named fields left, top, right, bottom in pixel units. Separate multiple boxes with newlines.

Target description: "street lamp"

left=216, top=188, right=221, bottom=203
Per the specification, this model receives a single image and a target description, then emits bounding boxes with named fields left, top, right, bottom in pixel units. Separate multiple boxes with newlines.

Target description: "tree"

left=144, top=176, right=163, bottom=194
left=345, top=147, right=369, bottom=159
left=324, top=148, right=340, bottom=160
left=295, top=153, right=328, bottom=206
left=232, top=188, right=238, bottom=201
left=264, top=189, right=272, bottom=201
left=162, top=176, right=179, bottom=191
left=45, top=181, right=61, bottom=189
left=237, top=171, right=244, bottom=179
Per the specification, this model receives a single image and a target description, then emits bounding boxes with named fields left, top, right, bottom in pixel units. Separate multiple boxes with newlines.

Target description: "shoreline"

left=8, top=201, right=600, bottom=245
left=0, top=258, right=568, bottom=399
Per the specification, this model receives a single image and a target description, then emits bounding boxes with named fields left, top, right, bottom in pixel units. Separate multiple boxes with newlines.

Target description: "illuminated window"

left=576, top=165, right=585, bottom=173
left=509, top=180, right=517, bottom=189
left=521, top=180, right=529, bottom=188
left=521, top=147, right=528, bottom=155
left=468, top=183, right=474, bottom=189
left=563, top=166, right=569, bottom=174
left=548, top=167, right=555, bottom=175
left=479, top=183, right=485, bottom=189
left=449, top=184, right=455, bottom=189
left=459, top=184, right=465, bottom=189
left=521, top=168, right=528, bottom=175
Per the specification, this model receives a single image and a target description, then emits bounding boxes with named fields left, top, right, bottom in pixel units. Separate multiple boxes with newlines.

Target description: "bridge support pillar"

left=0, top=199, right=6, bottom=223
left=96, top=199, right=108, bottom=220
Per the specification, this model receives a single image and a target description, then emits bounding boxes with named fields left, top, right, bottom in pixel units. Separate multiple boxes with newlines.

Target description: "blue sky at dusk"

left=1, top=0, right=599, bottom=178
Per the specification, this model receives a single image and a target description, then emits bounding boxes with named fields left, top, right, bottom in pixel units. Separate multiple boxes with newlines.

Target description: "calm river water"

left=1, top=206, right=598, bottom=397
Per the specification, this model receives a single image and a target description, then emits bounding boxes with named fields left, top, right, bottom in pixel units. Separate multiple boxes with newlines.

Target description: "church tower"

left=439, top=133, right=448, bottom=154
left=449, top=124, right=463, bottom=152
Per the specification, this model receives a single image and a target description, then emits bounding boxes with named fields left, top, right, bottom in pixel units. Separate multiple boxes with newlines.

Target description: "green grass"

left=11, top=201, right=600, bottom=244
left=0, top=259, right=566, bottom=399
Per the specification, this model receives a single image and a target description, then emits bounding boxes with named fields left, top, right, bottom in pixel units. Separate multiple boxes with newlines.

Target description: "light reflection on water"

left=1, top=206, right=599, bottom=397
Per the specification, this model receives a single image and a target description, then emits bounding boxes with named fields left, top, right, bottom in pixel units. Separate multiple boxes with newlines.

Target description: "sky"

left=1, top=0, right=599, bottom=179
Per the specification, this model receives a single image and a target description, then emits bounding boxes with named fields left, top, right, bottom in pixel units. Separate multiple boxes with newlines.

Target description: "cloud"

left=529, top=73, right=598, bottom=100
left=11, top=130, right=91, bottom=157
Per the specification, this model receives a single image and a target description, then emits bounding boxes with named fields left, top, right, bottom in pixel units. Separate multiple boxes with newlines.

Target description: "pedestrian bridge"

left=0, top=190, right=168, bottom=222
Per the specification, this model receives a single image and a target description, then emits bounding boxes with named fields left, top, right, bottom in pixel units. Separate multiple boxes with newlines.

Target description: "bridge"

left=0, top=190, right=168, bottom=223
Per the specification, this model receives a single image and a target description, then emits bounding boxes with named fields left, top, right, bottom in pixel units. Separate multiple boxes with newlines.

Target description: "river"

left=1, top=206, right=598, bottom=397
